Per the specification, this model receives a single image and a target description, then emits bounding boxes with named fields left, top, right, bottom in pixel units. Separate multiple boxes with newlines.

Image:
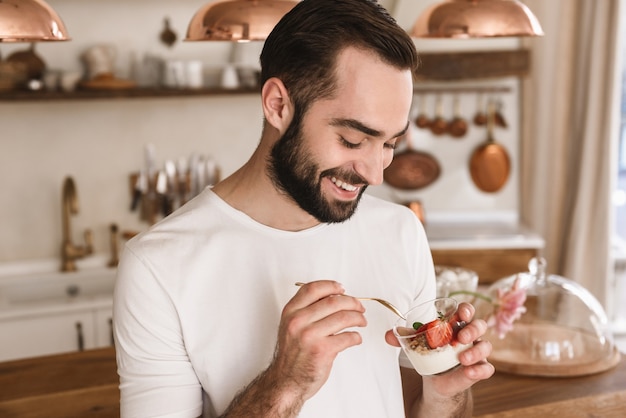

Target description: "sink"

left=0, top=267, right=116, bottom=308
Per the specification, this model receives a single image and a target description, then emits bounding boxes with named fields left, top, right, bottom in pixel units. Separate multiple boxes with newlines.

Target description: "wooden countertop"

left=0, top=347, right=624, bottom=417
left=0, top=348, right=119, bottom=418
left=472, top=351, right=626, bottom=417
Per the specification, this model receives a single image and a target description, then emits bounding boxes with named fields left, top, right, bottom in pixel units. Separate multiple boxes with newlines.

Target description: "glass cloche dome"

left=474, top=257, right=620, bottom=376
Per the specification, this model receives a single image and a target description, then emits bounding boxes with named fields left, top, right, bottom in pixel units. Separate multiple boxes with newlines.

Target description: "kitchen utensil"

left=429, top=95, right=448, bottom=136
left=156, top=170, right=171, bottom=216
left=384, top=131, right=441, bottom=190
left=294, top=282, right=406, bottom=319
left=447, top=95, right=468, bottom=138
left=468, top=102, right=511, bottom=193
left=473, top=94, right=487, bottom=126
left=494, top=99, right=508, bottom=128
left=6, top=43, right=46, bottom=81
left=81, top=44, right=117, bottom=80
left=414, top=95, right=431, bottom=129
left=130, top=170, right=147, bottom=211
left=176, top=157, right=189, bottom=204
left=159, top=17, right=177, bottom=47
left=165, top=159, right=179, bottom=210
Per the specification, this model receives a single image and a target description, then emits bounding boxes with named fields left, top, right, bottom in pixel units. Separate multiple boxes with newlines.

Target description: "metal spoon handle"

left=294, top=282, right=406, bottom=320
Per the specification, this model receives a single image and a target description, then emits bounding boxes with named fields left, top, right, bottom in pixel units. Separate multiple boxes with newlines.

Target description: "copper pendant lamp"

left=186, top=0, right=299, bottom=42
left=412, top=0, right=543, bottom=38
left=0, top=0, right=70, bottom=42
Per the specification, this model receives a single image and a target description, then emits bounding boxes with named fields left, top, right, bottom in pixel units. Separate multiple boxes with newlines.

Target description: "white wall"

left=0, top=0, right=523, bottom=263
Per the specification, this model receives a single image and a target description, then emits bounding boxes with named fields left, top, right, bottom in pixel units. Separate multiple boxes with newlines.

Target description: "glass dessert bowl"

left=474, top=257, right=620, bottom=377
left=393, top=297, right=471, bottom=375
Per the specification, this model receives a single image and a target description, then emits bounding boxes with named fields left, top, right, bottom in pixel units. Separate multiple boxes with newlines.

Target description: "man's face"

left=269, top=113, right=367, bottom=223
left=268, top=47, right=414, bottom=223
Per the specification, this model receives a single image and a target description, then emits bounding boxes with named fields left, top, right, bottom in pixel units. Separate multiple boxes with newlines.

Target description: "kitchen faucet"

left=61, top=176, right=93, bottom=272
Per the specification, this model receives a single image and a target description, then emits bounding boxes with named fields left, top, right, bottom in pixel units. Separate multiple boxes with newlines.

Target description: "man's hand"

left=222, top=280, right=366, bottom=417
left=385, top=302, right=494, bottom=417
left=273, top=280, right=367, bottom=400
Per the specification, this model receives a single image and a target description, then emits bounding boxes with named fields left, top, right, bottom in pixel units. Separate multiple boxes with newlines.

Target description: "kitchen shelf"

left=0, top=50, right=530, bottom=102
left=0, top=86, right=261, bottom=102
left=416, top=49, right=530, bottom=81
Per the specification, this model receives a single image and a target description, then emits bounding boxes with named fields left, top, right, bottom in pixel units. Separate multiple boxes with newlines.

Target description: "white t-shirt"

left=114, top=188, right=436, bottom=418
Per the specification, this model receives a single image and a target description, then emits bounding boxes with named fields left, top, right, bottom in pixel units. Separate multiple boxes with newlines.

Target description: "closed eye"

left=340, top=136, right=361, bottom=149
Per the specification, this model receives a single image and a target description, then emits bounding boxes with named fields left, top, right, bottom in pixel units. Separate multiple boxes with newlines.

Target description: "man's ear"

left=261, top=77, right=293, bottom=135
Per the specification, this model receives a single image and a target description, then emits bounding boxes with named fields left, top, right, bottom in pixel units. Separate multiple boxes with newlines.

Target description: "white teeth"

left=331, top=177, right=358, bottom=192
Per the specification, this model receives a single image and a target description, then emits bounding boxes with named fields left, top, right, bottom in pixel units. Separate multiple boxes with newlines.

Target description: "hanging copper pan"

left=384, top=133, right=441, bottom=190
left=468, top=102, right=511, bottom=193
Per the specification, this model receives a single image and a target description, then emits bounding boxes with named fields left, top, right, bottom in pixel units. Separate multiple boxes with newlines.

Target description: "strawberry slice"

left=424, top=320, right=453, bottom=349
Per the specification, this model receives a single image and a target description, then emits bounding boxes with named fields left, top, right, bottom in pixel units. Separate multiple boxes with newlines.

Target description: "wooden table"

left=473, top=352, right=626, bottom=417
left=0, top=348, right=624, bottom=417
left=0, top=348, right=119, bottom=418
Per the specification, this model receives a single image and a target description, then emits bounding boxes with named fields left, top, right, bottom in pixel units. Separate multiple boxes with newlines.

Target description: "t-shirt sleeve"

left=113, top=246, right=204, bottom=418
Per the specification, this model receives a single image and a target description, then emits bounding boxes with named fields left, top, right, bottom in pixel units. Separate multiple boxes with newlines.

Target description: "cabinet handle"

left=75, top=322, right=84, bottom=351
left=108, top=318, right=114, bottom=346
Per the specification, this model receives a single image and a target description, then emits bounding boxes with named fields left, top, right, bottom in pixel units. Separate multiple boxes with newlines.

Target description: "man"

left=113, top=0, right=494, bottom=417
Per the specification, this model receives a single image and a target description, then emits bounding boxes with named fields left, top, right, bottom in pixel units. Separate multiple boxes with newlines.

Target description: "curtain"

left=520, top=0, right=623, bottom=306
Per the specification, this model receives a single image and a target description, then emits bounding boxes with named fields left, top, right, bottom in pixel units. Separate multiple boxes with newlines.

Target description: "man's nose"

left=355, top=147, right=388, bottom=186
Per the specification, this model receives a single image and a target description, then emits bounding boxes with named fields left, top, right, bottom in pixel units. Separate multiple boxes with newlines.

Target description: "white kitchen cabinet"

left=94, top=306, right=115, bottom=348
left=0, top=309, right=96, bottom=362
left=0, top=266, right=116, bottom=362
left=0, top=298, right=113, bottom=362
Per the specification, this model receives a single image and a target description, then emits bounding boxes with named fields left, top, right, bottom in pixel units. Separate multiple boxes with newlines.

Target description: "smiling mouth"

left=330, top=176, right=358, bottom=192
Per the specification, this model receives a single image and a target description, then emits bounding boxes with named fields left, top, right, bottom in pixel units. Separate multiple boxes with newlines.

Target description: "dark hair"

left=260, top=0, right=419, bottom=115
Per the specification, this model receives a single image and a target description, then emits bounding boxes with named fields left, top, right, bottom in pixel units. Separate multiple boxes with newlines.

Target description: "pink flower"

left=486, top=277, right=527, bottom=339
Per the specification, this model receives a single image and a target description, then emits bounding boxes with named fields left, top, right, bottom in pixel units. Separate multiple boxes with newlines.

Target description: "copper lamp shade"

left=412, top=0, right=543, bottom=38
left=186, top=0, right=299, bottom=42
left=0, top=0, right=70, bottom=42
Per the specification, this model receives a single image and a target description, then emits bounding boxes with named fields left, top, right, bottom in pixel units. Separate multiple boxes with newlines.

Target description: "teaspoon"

left=294, top=282, right=406, bottom=320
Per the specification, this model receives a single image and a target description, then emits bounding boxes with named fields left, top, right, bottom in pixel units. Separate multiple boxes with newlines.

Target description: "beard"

left=268, top=112, right=368, bottom=223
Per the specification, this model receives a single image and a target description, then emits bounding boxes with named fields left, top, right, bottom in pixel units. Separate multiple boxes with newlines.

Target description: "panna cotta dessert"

left=394, top=297, right=470, bottom=375
left=402, top=336, right=471, bottom=375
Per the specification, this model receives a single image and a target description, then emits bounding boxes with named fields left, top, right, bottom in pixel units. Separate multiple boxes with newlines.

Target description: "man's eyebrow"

left=330, top=118, right=409, bottom=139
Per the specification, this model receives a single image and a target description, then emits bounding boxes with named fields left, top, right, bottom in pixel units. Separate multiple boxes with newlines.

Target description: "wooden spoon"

left=469, top=102, right=511, bottom=193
